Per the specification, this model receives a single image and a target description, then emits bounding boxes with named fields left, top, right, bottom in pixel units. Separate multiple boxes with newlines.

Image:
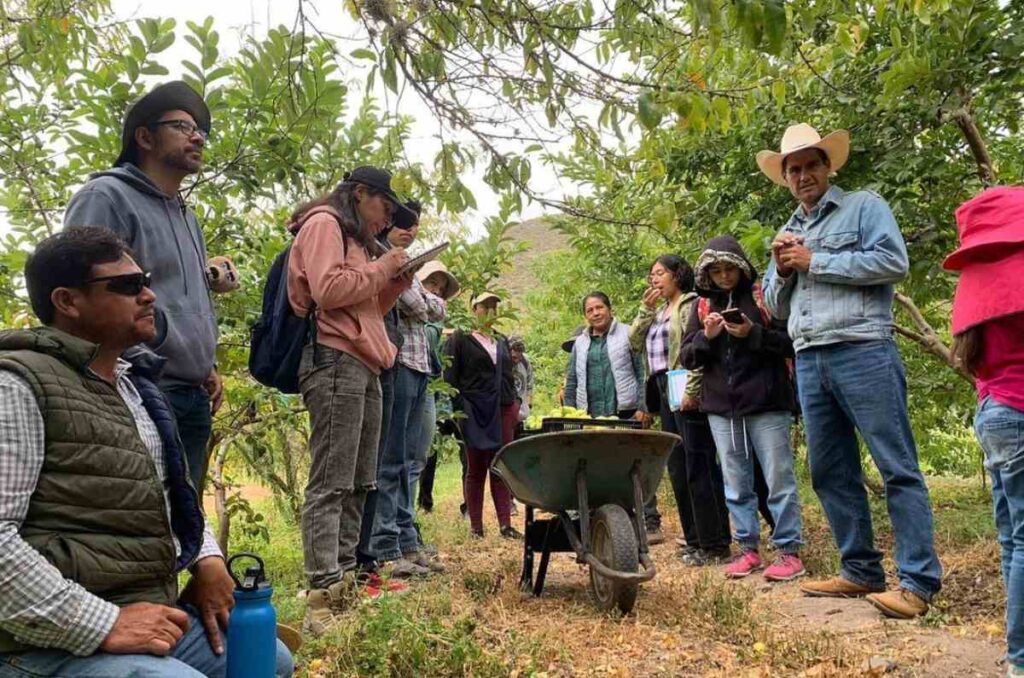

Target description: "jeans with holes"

left=0, top=607, right=293, bottom=677
left=798, top=339, right=941, bottom=601
left=708, top=412, right=802, bottom=554
left=975, top=396, right=1024, bottom=669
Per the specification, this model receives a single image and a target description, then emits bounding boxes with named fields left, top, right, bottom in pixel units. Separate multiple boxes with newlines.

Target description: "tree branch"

left=893, top=291, right=973, bottom=383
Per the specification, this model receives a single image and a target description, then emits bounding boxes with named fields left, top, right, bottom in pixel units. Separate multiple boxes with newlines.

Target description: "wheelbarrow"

left=492, top=419, right=678, bottom=613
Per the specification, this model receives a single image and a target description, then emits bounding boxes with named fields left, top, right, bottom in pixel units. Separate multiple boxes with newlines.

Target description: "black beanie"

left=115, top=81, right=211, bottom=166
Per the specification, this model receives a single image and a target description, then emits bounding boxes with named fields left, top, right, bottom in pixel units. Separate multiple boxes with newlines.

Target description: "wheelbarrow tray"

left=492, top=429, right=677, bottom=513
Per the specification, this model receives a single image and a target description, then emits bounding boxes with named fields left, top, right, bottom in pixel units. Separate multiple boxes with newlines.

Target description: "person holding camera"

left=760, top=124, right=940, bottom=618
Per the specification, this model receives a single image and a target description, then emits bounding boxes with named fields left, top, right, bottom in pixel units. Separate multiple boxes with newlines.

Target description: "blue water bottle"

left=226, top=552, right=277, bottom=678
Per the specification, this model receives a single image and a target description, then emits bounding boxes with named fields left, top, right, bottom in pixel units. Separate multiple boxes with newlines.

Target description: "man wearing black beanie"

left=63, top=81, right=222, bottom=493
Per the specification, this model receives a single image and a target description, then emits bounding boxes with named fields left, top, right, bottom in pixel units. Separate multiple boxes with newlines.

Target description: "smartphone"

left=720, top=308, right=744, bottom=324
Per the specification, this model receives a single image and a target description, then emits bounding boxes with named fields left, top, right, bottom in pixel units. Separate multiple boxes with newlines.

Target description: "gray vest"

left=574, top=319, right=640, bottom=413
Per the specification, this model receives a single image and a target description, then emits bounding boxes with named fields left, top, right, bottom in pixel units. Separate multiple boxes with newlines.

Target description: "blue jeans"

left=708, top=411, right=803, bottom=554
left=370, top=365, right=427, bottom=560
left=975, top=397, right=1024, bottom=669
left=797, top=340, right=941, bottom=601
left=0, top=609, right=293, bottom=677
left=164, top=385, right=212, bottom=492
left=409, top=393, right=436, bottom=509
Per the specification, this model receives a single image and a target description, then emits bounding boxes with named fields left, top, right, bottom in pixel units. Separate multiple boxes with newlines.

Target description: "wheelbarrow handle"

left=580, top=552, right=658, bottom=584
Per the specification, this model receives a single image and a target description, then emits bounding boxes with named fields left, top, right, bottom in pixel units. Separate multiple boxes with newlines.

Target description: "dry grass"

left=230, top=464, right=1008, bottom=677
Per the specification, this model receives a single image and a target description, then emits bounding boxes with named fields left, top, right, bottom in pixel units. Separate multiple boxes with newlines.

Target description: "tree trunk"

left=212, top=442, right=231, bottom=554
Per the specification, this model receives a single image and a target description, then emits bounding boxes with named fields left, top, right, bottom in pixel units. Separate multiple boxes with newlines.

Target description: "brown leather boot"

left=799, top=575, right=884, bottom=598
left=866, top=589, right=929, bottom=619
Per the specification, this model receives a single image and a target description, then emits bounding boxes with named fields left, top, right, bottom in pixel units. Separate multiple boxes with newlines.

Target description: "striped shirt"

left=0, top=360, right=221, bottom=656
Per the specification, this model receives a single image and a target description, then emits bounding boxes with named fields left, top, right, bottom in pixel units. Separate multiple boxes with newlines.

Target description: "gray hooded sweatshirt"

left=63, top=164, right=218, bottom=387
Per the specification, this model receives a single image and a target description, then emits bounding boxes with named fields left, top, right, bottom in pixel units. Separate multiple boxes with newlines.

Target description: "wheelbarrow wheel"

left=589, top=503, right=639, bottom=613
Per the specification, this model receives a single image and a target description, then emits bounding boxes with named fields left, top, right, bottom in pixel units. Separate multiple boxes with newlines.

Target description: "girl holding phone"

left=681, top=235, right=805, bottom=581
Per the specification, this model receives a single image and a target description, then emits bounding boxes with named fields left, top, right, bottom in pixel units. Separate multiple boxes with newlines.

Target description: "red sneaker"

left=723, top=550, right=763, bottom=578
left=764, top=554, right=806, bottom=582
left=365, top=572, right=409, bottom=595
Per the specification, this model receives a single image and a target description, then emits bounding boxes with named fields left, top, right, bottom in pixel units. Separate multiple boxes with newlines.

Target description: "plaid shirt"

left=397, top=277, right=447, bottom=374
left=0, top=361, right=221, bottom=656
left=646, top=312, right=672, bottom=374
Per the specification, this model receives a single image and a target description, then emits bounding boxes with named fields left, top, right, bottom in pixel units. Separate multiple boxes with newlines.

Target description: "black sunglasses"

left=81, top=272, right=152, bottom=296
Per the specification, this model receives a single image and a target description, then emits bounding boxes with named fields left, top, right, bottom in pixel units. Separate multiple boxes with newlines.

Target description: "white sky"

left=109, top=0, right=566, bottom=233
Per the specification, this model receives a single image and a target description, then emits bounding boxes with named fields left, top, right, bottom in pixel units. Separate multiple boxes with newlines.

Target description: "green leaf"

left=711, top=96, right=731, bottom=132
left=763, top=0, right=786, bottom=55
left=152, top=32, right=175, bottom=54
left=637, top=92, right=663, bottom=130
left=652, top=201, right=676, bottom=231
left=771, top=79, right=786, bottom=109
left=890, top=26, right=902, bottom=49
left=351, top=48, right=376, bottom=61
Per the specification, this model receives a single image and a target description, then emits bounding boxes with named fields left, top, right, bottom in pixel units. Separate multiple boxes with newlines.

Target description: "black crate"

left=539, top=417, right=642, bottom=433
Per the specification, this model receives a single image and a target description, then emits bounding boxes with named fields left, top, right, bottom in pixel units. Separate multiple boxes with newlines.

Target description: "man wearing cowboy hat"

left=761, top=124, right=941, bottom=618
left=63, top=81, right=224, bottom=495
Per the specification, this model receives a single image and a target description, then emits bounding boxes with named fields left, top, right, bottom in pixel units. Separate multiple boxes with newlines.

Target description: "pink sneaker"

left=723, top=550, right=762, bottom=578
left=764, top=554, right=806, bottom=582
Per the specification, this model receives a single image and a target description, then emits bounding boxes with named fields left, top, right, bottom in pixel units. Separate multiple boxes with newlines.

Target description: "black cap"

left=343, top=166, right=415, bottom=219
left=561, top=325, right=585, bottom=353
left=391, top=200, right=422, bottom=230
left=116, top=81, right=210, bottom=166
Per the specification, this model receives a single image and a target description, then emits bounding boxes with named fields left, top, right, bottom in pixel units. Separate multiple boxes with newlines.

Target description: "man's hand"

left=99, top=603, right=190, bottom=656
left=632, top=410, right=651, bottom=429
left=204, top=369, right=224, bottom=414
left=641, top=287, right=661, bottom=310
left=779, top=244, right=813, bottom=274
left=771, top=233, right=804, bottom=277
left=179, top=557, right=236, bottom=656
left=723, top=313, right=754, bottom=339
left=680, top=395, right=699, bottom=412
left=703, top=312, right=725, bottom=340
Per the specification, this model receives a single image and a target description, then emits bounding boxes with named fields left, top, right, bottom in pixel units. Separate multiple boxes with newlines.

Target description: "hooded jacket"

left=63, top=164, right=218, bottom=387
left=680, top=236, right=797, bottom=417
left=287, top=206, right=407, bottom=374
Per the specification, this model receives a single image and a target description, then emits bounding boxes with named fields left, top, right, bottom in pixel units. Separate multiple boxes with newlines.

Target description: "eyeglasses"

left=81, top=272, right=152, bottom=296
left=150, top=119, right=209, bottom=141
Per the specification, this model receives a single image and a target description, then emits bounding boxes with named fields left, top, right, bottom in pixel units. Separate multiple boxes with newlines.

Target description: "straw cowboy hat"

left=944, top=186, right=1024, bottom=334
left=756, top=123, right=851, bottom=187
left=416, top=260, right=460, bottom=300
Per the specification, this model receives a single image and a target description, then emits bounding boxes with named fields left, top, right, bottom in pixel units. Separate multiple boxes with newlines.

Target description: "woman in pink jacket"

left=287, top=166, right=413, bottom=637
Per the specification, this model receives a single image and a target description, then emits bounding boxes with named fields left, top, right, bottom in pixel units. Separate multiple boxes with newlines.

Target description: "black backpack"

left=249, top=245, right=315, bottom=393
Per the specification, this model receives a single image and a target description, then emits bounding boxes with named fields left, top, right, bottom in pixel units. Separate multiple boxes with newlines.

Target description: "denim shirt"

left=763, top=186, right=909, bottom=352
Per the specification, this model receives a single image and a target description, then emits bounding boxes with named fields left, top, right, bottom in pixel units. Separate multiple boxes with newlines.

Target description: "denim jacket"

left=763, top=186, right=909, bottom=352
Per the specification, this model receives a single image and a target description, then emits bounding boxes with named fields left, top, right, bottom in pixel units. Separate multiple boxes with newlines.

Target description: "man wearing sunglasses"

left=0, top=228, right=292, bottom=676
left=63, top=81, right=222, bottom=495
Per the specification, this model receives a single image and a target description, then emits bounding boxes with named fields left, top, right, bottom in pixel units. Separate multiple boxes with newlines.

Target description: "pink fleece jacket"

left=287, top=206, right=408, bottom=374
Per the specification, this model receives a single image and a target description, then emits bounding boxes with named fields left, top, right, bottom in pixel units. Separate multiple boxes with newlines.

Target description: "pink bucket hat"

left=945, top=186, right=1024, bottom=334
